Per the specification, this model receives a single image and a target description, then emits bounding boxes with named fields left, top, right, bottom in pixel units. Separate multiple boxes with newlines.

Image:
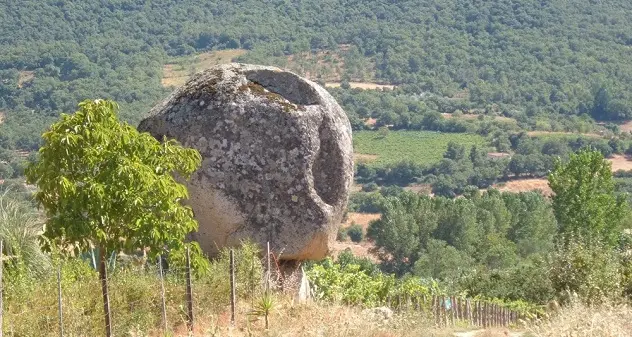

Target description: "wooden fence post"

left=185, top=246, right=194, bottom=333
left=266, top=242, right=271, bottom=292
left=229, top=249, right=236, bottom=326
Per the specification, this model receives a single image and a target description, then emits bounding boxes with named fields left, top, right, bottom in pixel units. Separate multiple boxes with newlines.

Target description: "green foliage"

left=308, top=258, right=395, bottom=307
left=336, top=248, right=380, bottom=276
left=248, top=292, right=275, bottom=330
left=25, top=99, right=202, bottom=260
left=367, top=192, right=438, bottom=275
left=0, top=192, right=51, bottom=276
left=367, top=190, right=556, bottom=277
left=549, top=150, right=627, bottom=246
left=548, top=238, right=623, bottom=304
left=306, top=256, right=543, bottom=317
left=336, top=227, right=348, bottom=241
left=347, top=224, right=364, bottom=243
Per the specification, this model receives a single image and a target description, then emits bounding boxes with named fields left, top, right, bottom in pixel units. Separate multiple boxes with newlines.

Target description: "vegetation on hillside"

left=4, top=0, right=632, bottom=153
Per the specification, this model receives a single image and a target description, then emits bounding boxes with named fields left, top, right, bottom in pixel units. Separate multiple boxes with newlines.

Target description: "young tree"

left=548, top=149, right=627, bottom=246
left=25, top=99, right=202, bottom=336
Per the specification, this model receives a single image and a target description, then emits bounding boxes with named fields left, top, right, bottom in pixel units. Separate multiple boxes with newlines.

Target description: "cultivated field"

left=353, top=130, right=487, bottom=166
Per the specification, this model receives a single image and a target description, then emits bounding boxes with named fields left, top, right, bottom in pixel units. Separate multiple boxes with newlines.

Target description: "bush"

left=362, top=182, right=379, bottom=192
left=337, top=227, right=348, bottom=241
left=347, top=224, right=364, bottom=243
left=548, top=238, right=622, bottom=304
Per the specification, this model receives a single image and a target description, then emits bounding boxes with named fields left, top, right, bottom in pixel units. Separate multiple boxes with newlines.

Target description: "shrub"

left=337, top=228, right=348, bottom=241
left=347, top=224, right=364, bottom=243
left=548, top=238, right=622, bottom=304
left=362, top=182, right=379, bottom=192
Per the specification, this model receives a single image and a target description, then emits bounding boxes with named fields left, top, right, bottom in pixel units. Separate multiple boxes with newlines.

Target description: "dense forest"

left=3, top=0, right=632, bottom=153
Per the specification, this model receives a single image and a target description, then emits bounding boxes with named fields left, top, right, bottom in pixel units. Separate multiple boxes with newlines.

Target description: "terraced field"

left=353, top=130, right=488, bottom=166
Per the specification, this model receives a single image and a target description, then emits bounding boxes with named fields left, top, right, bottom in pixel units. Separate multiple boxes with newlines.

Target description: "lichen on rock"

left=138, top=63, right=354, bottom=260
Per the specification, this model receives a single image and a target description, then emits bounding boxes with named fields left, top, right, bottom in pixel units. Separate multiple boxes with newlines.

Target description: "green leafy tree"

left=548, top=150, right=627, bottom=246
left=367, top=192, right=438, bottom=275
left=25, top=99, right=202, bottom=336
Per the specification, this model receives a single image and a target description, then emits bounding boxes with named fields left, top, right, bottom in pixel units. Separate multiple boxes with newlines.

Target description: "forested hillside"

left=3, top=0, right=632, bottom=152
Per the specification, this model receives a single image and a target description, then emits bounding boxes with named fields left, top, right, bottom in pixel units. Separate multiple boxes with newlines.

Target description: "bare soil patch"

left=354, top=153, right=379, bottom=163
left=0, top=110, right=5, bottom=125
left=487, top=152, right=511, bottom=159
left=404, top=183, right=433, bottom=195
left=493, top=156, right=631, bottom=195
left=18, top=71, right=35, bottom=88
left=609, top=155, right=632, bottom=171
left=332, top=212, right=381, bottom=261
left=494, top=178, right=553, bottom=196
left=162, top=49, right=247, bottom=87
left=330, top=241, right=379, bottom=262
left=365, top=118, right=377, bottom=126
left=526, top=131, right=602, bottom=138
left=343, top=212, right=381, bottom=230
left=619, top=120, right=632, bottom=133
left=325, top=82, right=396, bottom=90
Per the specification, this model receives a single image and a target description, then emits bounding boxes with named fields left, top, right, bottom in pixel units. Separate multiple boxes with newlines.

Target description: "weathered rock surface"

left=138, top=63, right=353, bottom=260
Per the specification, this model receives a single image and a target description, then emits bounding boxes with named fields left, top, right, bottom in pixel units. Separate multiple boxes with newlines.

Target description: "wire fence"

left=0, top=241, right=528, bottom=336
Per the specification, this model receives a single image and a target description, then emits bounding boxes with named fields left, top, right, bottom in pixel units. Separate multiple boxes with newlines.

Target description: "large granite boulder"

left=138, top=63, right=353, bottom=260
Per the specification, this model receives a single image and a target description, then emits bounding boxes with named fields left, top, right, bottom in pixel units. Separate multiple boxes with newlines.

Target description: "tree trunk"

left=99, top=248, right=112, bottom=337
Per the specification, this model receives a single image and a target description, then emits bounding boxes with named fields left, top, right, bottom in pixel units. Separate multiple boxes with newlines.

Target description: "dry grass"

left=331, top=212, right=382, bottom=261
left=325, top=82, right=396, bottom=90
left=235, top=299, right=455, bottom=337
left=404, top=183, right=433, bottom=195
left=492, top=155, right=632, bottom=195
left=609, top=155, right=632, bottom=171
left=365, top=118, right=378, bottom=126
left=528, top=301, right=632, bottom=337
left=342, top=212, right=381, bottom=230
left=162, top=49, right=247, bottom=87
left=494, top=179, right=553, bottom=196
left=354, top=153, right=379, bottom=164
left=0, top=110, right=5, bottom=124
left=18, top=70, right=35, bottom=88
left=618, top=120, right=632, bottom=133
left=330, top=241, right=378, bottom=262
left=525, top=131, right=602, bottom=138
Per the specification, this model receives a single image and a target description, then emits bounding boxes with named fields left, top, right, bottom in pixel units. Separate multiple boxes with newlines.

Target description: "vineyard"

left=307, top=258, right=544, bottom=323
left=353, top=131, right=488, bottom=166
